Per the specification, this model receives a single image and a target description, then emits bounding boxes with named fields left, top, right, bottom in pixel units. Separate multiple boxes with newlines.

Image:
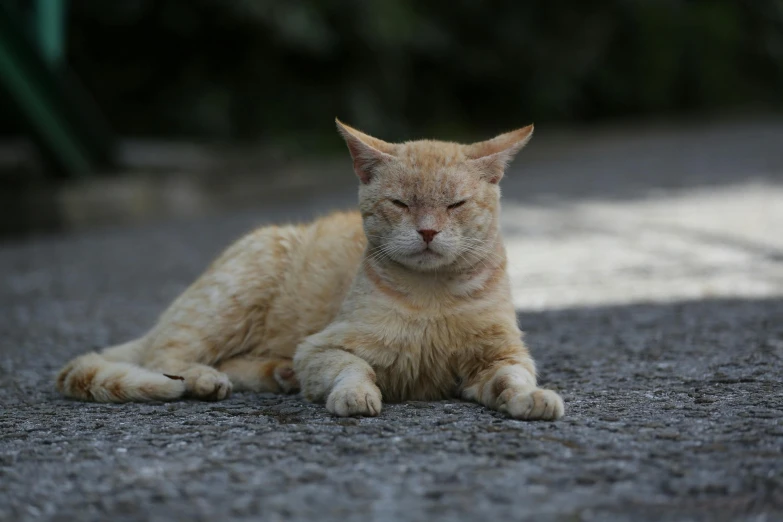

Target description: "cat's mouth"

left=416, top=247, right=442, bottom=257
left=394, top=245, right=449, bottom=269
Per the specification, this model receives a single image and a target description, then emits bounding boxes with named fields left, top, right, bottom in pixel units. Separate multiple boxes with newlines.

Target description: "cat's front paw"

left=326, top=381, right=382, bottom=417
left=498, top=388, right=564, bottom=421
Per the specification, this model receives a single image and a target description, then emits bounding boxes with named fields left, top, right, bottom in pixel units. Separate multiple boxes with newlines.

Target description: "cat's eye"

left=390, top=199, right=409, bottom=209
left=447, top=200, right=467, bottom=210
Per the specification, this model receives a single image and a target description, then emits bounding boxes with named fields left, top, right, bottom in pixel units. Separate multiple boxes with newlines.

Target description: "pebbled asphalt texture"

left=2, top=121, right=783, bottom=521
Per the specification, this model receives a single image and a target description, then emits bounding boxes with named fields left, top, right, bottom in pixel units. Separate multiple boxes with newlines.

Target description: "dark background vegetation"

left=7, top=0, right=783, bottom=150
left=1, top=0, right=782, bottom=238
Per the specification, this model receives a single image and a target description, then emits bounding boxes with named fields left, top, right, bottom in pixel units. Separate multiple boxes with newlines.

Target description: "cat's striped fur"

left=56, top=120, right=564, bottom=420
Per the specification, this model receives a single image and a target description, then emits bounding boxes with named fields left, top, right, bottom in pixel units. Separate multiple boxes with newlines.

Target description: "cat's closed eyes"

left=56, top=119, right=564, bottom=421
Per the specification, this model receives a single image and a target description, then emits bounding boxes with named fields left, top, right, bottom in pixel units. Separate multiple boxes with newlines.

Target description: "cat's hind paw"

left=183, top=367, right=233, bottom=401
left=273, top=361, right=300, bottom=394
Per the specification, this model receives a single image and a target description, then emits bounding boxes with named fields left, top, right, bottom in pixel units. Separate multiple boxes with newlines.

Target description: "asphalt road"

left=2, top=121, right=783, bottom=521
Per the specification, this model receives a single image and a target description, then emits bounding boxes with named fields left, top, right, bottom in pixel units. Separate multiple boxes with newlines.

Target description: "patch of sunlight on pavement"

left=503, top=182, right=783, bottom=310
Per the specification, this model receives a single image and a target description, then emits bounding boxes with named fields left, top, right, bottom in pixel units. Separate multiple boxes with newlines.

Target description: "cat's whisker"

left=460, top=245, right=501, bottom=272
left=463, top=242, right=504, bottom=260
left=366, top=249, right=389, bottom=264
left=366, top=243, right=397, bottom=265
left=461, top=237, right=523, bottom=273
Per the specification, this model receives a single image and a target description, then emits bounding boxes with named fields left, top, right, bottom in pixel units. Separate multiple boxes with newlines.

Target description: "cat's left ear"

left=466, top=124, right=534, bottom=184
left=335, top=119, right=396, bottom=184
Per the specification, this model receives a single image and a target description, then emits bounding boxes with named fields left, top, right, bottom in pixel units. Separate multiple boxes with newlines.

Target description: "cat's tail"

left=55, top=340, right=186, bottom=402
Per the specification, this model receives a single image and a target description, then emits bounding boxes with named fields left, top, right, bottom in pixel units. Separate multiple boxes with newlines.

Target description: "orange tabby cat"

left=56, top=120, right=564, bottom=421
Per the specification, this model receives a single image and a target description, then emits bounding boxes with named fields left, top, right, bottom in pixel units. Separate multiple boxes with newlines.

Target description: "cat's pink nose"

left=418, top=229, right=439, bottom=243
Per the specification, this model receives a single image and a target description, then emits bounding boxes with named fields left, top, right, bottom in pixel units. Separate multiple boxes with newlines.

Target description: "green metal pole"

left=0, top=0, right=115, bottom=177
left=0, top=42, right=91, bottom=176
left=36, top=0, right=66, bottom=68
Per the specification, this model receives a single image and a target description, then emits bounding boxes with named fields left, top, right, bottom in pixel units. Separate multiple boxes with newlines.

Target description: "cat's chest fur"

left=328, top=263, right=516, bottom=402
left=344, top=308, right=505, bottom=402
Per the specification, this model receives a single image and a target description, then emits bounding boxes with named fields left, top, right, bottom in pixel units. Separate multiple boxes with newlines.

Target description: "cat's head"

left=337, top=119, right=533, bottom=272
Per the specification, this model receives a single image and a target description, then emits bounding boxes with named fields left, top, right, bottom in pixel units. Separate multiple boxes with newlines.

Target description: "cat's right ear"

left=465, top=125, right=534, bottom=184
left=335, top=119, right=396, bottom=184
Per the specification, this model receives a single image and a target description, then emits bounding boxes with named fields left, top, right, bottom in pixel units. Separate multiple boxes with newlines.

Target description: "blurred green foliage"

left=61, top=0, right=783, bottom=147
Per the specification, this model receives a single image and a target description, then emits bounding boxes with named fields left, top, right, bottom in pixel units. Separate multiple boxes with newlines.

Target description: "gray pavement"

left=2, top=121, right=783, bottom=521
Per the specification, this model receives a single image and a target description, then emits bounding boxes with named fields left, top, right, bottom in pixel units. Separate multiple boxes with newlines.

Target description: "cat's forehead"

left=381, top=141, right=481, bottom=198
left=396, top=140, right=468, bottom=168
